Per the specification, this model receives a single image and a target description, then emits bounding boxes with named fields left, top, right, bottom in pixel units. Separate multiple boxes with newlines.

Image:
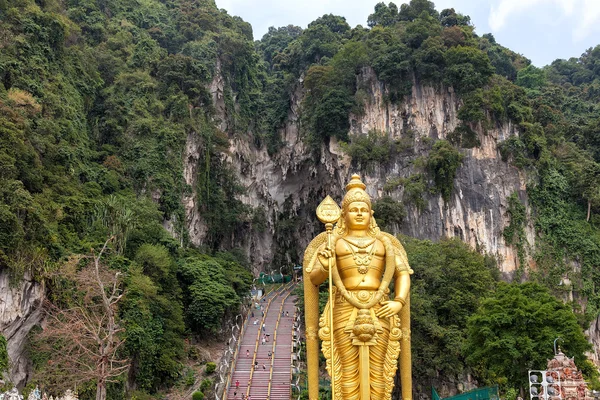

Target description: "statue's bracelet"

left=393, top=297, right=406, bottom=306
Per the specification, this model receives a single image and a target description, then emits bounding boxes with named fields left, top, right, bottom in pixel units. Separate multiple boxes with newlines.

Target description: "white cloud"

left=489, top=0, right=600, bottom=44
left=573, top=0, right=600, bottom=42
left=488, top=0, right=574, bottom=32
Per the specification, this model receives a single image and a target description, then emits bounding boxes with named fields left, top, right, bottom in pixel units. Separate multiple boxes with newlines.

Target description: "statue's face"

left=345, top=201, right=371, bottom=230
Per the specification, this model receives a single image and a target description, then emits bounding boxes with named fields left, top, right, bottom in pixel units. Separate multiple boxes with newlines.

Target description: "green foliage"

left=183, top=368, right=196, bottom=386
left=205, top=362, right=216, bottom=374
left=444, top=46, right=494, bottom=93
left=372, top=196, right=406, bottom=229
left=402, top=236, right=497, bottom=387
left=342, top=130, right=398, bottom=168
left=465, top=282, right=591, bottom=393
left=528, top=166, right=600, bottom=315
left=200, top=378, right=213, bottom=392
left=0, top=1, right=262, bottom=396
left=480, top=33, right=529, bottom=81
left=498, top=135, right=530, bottom=168
left=301, top=14, right=350, bottom=65
left=367, top=2, right=399, bottom=28
left=504, top=388, right=518, bottom=400
left=5, top=0, right=600, bottom=396
left=121, top=262, right=185, bottom=392
left=192, top=391, right=205, bottom=400
left=367, top=27, right=413, bottom=100
left=398, top=0, right=438, bottom=21
left=579, top=359, right=600, bottom=390
left=0, top=335, right=8, bottom=375
left=426, top=140, right=464, bottom=202
left=258, top=25, right=303, bottom=68
left=414, top=36, right=445, bottom=82
left=503, top=193, right=527, bottom=277
left=401, top=174, right=427, bottom=211
left=301, top=39, right=368, bottom=143
left=439, top=8, right=471, bottom=27
left=196, top=133, right=252, bottom=250
left=448, top=124, right=480, bottom=148
left=178, top=256, right=251, bottom=335
left=516, top=65, right=547, bottom=90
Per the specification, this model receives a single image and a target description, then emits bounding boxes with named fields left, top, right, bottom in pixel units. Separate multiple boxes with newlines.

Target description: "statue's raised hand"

left=317, top=248, right=334, bottom=270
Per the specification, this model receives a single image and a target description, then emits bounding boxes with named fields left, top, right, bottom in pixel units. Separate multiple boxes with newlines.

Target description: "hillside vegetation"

left=1, top=0, right=600, bottom=398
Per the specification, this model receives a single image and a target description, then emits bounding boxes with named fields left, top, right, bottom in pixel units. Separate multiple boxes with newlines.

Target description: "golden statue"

left=303, top=174, right=413, bottom=400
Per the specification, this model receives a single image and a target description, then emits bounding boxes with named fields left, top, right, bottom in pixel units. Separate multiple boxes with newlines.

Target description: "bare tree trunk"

left=587, top=200, right=592, bottom=222
left=96, top=380, right=106, bottom=400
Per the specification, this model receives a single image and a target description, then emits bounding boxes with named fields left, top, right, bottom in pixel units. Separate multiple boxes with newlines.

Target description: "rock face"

left=0, top=269, right=45, bottom=388
left=185, top=68, right=534, bottom=276
left=586, top=315, right=600, bottom=365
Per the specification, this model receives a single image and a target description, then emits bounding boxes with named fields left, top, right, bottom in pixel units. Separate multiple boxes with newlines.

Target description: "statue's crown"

left=342, top=174, right=371, bottom=210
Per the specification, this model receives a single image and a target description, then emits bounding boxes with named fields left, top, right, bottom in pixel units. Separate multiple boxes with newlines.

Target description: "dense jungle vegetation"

left=1, top=0, right=600, bottom=398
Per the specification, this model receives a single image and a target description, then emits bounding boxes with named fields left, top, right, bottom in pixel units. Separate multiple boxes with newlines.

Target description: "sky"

left=214, top=0, right=600, bottom=67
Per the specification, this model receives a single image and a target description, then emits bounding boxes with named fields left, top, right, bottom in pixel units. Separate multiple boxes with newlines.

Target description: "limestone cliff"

left=184, top=67, right=534, bottom=277
left=0, top=269, right=45, bottom=388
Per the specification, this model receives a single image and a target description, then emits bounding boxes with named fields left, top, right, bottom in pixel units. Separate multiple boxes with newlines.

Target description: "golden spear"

left=316, top=195, right=341, bottom=400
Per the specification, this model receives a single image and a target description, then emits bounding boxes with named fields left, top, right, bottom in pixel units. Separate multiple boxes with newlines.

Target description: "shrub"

left=192, top=391, right=205, bottom=400
left=205, top=362, right=216, bottom=374
left=373, top=196, right=406, bottom=230
left=426, top=140, right=464, bottom=202
left=200, top=378, right=213, bottom=392
left=184, top=368, right=196, bottom=386
left=343, top=130, right=394, bottom=168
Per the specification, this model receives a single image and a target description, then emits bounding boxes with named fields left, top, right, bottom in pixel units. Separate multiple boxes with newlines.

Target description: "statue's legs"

left=332, top=297, right=392, bottom=400
left=333, top=299, right=360, bottom=400
left=370, top=313, right=390, bottom=399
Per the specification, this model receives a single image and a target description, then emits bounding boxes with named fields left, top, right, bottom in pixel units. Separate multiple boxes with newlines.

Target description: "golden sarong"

left=319, top=289, right=402, bottom=400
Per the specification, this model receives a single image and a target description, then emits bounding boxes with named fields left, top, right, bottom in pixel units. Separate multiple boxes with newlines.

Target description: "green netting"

left=433, top=385, right=499, bottom=400
left=257, top=272, right=292, bottom=284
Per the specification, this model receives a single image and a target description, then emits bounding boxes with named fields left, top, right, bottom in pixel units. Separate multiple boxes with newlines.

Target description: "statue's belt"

left=334, top=288, right=389, bottom=306
left=327, top=288, right=394, bottom=345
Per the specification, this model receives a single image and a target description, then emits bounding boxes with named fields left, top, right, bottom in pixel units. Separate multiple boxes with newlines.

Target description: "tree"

left=34, top=238, right=129, bottom=400
left=120, top=244, right=185, bottom=392
left=402, top=237, right=497, bottom=387
left=439, top=8, right=471, bottom=27
left=516, top=65, right=547, bottom=89
left=178, top=256, right=251, bottom=335
left=398, top=0, right=438, bottom=21
left=465, top=283, right=591, bottom=394
left=372, top=196, right=406, bottom=230
left=444, top=46, right=495, bottom=93
left=367, top=2, right=399, bottom=27
left=258, top=25, right=303, bottom=68
left=300, top=14, right=350, bottom=65
left=426, top=140, right=464, bottom=202
left=368, top=28, right=413, bottom=99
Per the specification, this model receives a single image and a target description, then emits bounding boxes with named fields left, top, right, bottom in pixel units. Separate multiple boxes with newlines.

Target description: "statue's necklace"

left=343, top=237, right=376, bottom=274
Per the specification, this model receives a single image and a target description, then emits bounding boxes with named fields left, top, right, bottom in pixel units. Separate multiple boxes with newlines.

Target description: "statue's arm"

left=376, top=246, right=412, bottom=318
left=394, top=271, right=410, bottom=303
left=394, top=251, right=412, bottom=303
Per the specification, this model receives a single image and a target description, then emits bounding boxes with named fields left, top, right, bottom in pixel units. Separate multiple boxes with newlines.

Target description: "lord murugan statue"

left=303, top=174, right=413, bottom=400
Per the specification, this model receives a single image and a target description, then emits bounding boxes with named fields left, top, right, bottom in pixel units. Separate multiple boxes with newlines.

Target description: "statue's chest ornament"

left=343, top=237, right=376, bottom=274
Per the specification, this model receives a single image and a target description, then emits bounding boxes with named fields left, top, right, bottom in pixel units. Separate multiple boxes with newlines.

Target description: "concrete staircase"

left=226, top=284, right=296, bottom=400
